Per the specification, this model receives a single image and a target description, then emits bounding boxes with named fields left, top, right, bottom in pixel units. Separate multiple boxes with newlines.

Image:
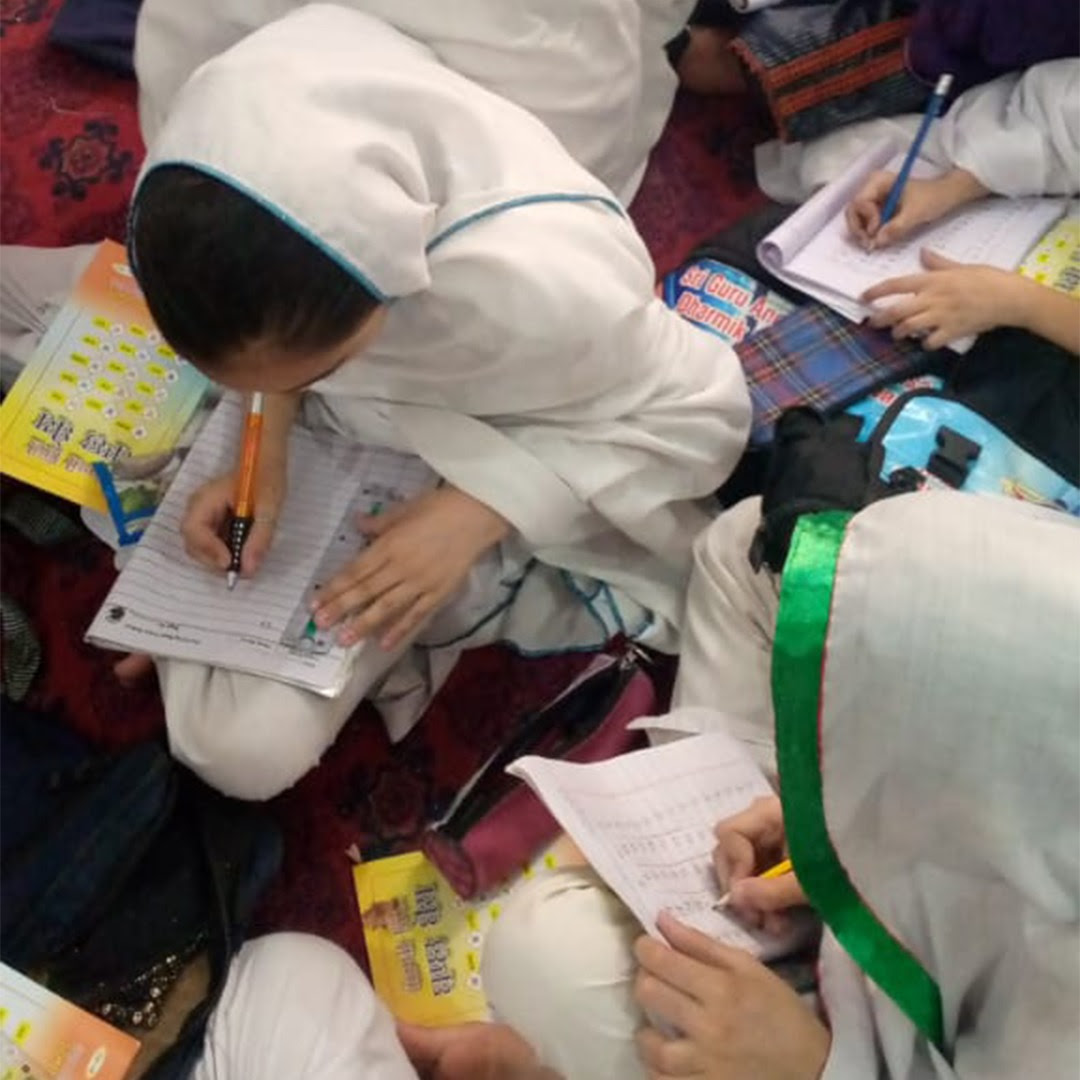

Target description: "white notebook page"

left=86, top=396, right=435, bottom=695
left=509, top=734, right=810, bottom=958
left=758, top=138, right=1066, bottom=328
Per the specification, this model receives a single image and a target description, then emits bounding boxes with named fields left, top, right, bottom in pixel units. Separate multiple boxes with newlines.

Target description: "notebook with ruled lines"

left=86, top=396, right=436, bottom=696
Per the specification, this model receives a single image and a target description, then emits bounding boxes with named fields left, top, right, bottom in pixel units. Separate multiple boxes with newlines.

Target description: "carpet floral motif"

left=39, top=119, right=134, bottom=199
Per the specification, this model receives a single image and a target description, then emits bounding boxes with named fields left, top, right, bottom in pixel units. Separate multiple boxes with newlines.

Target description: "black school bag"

left=0, top=698, right=282, bottom=1078
left=749, top=327, right=1080, bottom=572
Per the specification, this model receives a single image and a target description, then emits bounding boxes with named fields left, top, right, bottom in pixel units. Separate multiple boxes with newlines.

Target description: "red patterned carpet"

left=1, top=4, right=764, bottom=959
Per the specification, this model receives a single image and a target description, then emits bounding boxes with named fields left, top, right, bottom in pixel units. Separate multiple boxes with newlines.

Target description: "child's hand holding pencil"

left=180, top=391, right=299, bottom=581
left=712, top=795, right=807, bottom=936
left=846, top=169, right=989, bottom=252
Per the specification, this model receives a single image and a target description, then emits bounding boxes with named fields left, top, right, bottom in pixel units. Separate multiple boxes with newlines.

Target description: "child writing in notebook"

left=118, top=6, right=750, bottom=801
left=482, top=492, right=1080, bottom=1079
left=846, top=59, right=1080, bottom=351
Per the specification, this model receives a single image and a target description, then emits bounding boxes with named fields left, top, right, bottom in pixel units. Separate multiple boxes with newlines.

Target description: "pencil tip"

left=226, top=571, right=237, bottom=590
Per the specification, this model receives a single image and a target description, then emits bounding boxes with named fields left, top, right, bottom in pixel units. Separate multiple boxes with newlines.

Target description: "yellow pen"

left=714, top=857, right=793, bottom=911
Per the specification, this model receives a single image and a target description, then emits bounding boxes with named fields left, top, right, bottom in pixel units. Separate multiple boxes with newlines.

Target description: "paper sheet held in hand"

left=509, top=732, right=812, bottom=958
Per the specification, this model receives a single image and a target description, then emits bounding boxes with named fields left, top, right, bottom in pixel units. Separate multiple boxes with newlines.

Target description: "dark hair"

left=129, top=165, right=380, bottom=367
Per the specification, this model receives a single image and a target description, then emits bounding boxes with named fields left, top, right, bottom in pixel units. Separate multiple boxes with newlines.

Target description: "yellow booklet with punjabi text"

left=0, top=240, right=208, bottom=512
left=1019, top=211, right=1080, bottom=297
left=353, top=848, right=560, bottom=1026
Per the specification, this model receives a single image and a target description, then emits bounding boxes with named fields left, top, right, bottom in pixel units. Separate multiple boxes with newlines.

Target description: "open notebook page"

left=509, top=734, right=812, bottom=960
left=759, top=138, right=1066, bottom=330
left=86, top=396, right=435, bottom=696
left=759, top=137, right=899, bottom=279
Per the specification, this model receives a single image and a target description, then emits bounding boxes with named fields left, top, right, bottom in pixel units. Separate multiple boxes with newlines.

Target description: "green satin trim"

left=772, top=511, right=946, bottom=1053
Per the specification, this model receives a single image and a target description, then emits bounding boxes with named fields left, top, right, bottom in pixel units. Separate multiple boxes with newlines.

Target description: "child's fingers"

left=920, top=247, right=959, bottom=271
left=762, top=910, right=794, bottom=938
left=868, top=297, right=924, bottom=334
left=729, top=873, right=806, bottom=917
left=712, top=831, right=757, bottom=888
left=182, top=511, right=230, bottom=569
left=847, top=171, right=895, bottom=244
left=889, top=308, right=937, bottom=342
left=923, top=326, right=953, bottom=351
left=337, top=583, right=418, bottom=645
left=845, top=200, right=877, bottom=247
left=379, top=594, right=437, bottom=651
left=634, top=1025, right=702, bottom=1077
left=314, top=546, right=390, bottom=616
left=874, top=198, right=927, bottom=248
left=713, top=796, right=785, bottom=850
left=394, top=1022, right=446, bottom=1072
left=241, top=516, right=278, bottom=576
left=657, top=911, right=756, bottom=974
left=315, top=561, right=397, bottom=629
left=181, top=478, right=233, bottom=569
left=633, top=968, right=702, bottom=1039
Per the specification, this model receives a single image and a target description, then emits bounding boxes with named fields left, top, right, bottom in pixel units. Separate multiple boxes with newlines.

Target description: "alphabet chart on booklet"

left=0, top=240, right=209, bottom=512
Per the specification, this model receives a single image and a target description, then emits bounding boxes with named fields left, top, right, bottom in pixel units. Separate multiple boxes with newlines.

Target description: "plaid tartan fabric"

left=732, top=1, right=927, bottom=142
left=736, top=302, right=931, bottom=447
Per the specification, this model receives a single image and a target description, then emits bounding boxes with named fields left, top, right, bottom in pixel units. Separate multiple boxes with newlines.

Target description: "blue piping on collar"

left=132, top=164, right=624, bottom=298
left=426, top=193, right=625, bottom=252
left=132, top=160, right=389, bottom=302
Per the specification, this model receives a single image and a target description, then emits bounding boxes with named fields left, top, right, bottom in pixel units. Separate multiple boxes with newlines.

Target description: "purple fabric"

left=48, top=0, right=143, bottom=76
left=908, top=0, right=1080, bottom=96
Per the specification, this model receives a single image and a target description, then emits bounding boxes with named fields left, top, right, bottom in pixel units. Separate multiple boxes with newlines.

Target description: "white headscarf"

left=789, top=492, right=1080, bottom=1078
left=140, top=4, right=751, bottom=649
left=135, top=0, right=694, bottom=205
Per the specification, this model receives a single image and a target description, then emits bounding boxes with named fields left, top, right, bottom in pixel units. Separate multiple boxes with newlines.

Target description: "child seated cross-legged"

left=118, top=5, right=751, bottom=800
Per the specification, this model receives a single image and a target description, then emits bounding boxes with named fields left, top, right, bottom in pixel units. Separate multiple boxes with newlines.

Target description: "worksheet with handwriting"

left=86, top=395, right=434, bottom=696
left=510, top=733, right=813, bottom=958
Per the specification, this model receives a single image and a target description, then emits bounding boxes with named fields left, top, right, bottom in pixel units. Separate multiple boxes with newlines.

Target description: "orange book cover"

left=0, top=962, right=139, bottom=1079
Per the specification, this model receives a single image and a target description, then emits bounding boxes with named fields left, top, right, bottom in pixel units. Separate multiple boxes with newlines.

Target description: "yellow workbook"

left=1019, top=212, right=1080, bottom=297
left=353, top=848, right=559, bottom=1026
left=0, top=240, right=208, bottom=512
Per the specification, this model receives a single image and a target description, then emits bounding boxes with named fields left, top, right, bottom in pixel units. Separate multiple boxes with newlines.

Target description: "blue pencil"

left=879, top=73, right=954, bottom=227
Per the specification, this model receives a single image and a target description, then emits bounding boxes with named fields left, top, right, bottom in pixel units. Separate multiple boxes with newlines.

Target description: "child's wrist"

left=1002, top=273, right=1040, bottom=332
left=940, top=168, right=990, bottom=211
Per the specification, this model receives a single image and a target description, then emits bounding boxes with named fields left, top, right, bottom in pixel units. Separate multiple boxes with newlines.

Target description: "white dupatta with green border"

left=774, top=491, right=1080, bottom=1077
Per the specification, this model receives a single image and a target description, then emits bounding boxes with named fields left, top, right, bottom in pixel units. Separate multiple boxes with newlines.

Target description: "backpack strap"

left=772, top=512, right=946, bottom=1054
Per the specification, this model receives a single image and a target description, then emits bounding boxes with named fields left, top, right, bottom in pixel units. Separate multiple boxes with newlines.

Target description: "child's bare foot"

left=676, top=25, right=748, bottom=95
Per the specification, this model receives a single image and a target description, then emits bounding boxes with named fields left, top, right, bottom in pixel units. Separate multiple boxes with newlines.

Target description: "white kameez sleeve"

left=934, top=59, right=1080, bottom=198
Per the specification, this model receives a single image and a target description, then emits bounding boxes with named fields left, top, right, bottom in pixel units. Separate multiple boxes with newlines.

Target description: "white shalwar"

left=134, top=0, right=696, bottom=205
left=135, top=5, right=750, bottom=797
left=484, top=492, right=1080, bottom=1079
left=190, top=934, right=418, bottom=1080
